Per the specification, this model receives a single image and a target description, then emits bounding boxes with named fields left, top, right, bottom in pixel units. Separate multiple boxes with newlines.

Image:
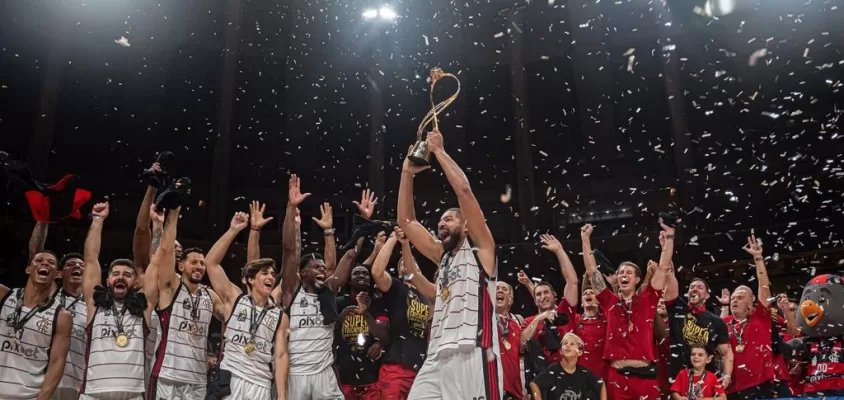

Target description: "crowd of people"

left=0, top=129, right=838, bottom=400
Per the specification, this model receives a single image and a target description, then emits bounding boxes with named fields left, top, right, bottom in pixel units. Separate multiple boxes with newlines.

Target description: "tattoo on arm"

left=591, top=270, right=607, bottom=293
left=151, top=227, right=164, bottom=255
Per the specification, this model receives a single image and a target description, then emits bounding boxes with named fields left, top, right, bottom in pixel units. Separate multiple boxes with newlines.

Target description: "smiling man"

left=148, top=203, right=225, bottom=399
left=0, top=251, right=72, bottom=400
left=52, top=253, right=88, bottom=400
left=80, top=202, right=160, bottom=400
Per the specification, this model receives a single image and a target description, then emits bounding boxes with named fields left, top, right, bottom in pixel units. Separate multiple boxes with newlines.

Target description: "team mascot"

left=785, top=274, right=844, bottom=397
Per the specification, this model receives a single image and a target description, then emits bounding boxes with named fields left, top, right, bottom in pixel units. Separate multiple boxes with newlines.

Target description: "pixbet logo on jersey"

left=178, top=321, right=207, bottom=335
left=1, top=340, right=38, bottom=357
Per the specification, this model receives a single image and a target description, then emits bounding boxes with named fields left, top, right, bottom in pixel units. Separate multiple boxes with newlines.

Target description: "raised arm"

left=776, top=294, right=799, bottom=336
left=371, top=234, right=397, bottom=293
left=311, top=202, right=336, bottom=275
left=650, top=223, right=674, bottom=292
left=326, top=242, right=361, bottom=294
left=153, top=206, right=180, bottom=309
left=275, top=313, right=290, bottom=400
left=581, top=224, right=608, bottom=294
left=28, top=222, right=48, bottom=264
left=540, top=234, right=579, bottom=307
left=743, top=232, right=771, bottom=306
left=247, top=201, right=274, bottom=263
left=83, top=202, right=109, bottom=324
left=397, top=227, right=437, bottom=301
left=517, top=270, right=536, bottom=296
left=205, top=212, right=248, bottom=307
left=132, top=184, right=157, bottom=269
left=427, top=130, right=495, bottom=277
left=37, top=310, right=71, bottom=400
left=397, top=147, right=442, bottom=264
left=281, top=175, right=310, bottom=306
left=362, top=232, right=386, bottom=267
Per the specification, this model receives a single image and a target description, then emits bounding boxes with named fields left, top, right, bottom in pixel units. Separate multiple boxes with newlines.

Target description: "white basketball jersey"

left=56, top=290, right=87, bottom=394
left=146, top=308, right=160, bottom=380
left=286, top=286, right=334, bottom=375
left=428, top=238, right=499, bottom=357
left=219, top=294, right=282, bottom=388
left=0, top=288, right=61, bottom=399
left=82, top=302, right=148, bottom=395
left=153, top=283, right=213, bottom=384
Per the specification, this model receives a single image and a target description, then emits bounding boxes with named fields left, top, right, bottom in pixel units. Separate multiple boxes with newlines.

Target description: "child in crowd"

left=530, top=332, right=607, bottom=400
left=670, top=344, right=727, bottom=400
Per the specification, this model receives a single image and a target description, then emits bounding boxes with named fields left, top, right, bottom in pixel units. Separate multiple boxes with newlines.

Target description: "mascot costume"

left=785, top=274, right=844, bottom=397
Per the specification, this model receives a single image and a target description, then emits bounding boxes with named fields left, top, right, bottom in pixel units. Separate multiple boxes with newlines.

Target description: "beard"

left=187, top=275, right=203, bottom=284
left=441, top=229, right=463, bottom=252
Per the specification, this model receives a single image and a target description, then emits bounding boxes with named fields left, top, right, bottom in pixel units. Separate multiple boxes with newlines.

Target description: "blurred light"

left=379, top=7, right=397, bottom=20
left=362, top=9, right=378, bottom=19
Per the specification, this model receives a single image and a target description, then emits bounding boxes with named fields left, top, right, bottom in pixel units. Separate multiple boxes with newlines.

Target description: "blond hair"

left=562, top=332, right=584, bottom=350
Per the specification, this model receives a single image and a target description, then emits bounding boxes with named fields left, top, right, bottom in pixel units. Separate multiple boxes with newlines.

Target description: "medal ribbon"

left=687, top=370, right=706, bottom=400
left=248, top=296, right=270, bottom=343
left=498, top=314, right=510, bottom=338
left=728, top=319, right=747, bottom=348
left=60, top=291, right=83, bottom=312
left=11, top=289, right=47, bottom=339
left=111, top=302, right=128, bottom=338
left=620, top=297, right=634, bottom=331
left=188, top=286, right=203, bottom=320
left=438, top=253, right=452, bottom=295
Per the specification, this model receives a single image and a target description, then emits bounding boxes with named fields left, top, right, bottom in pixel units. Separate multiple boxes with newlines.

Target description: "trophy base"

left=407, top=155, right=430, bottom=166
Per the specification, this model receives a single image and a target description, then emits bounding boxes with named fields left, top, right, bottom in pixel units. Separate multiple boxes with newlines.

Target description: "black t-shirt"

left=667, top=296, right=730, bottom=378
left=382, top=277, right=431, bottom=371
left=531, top=363, right=603, bottom=400
left=334, top=292, right=387, bottom=386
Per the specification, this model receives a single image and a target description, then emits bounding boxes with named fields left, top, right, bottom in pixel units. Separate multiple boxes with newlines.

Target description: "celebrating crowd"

left=0, top=129, right=841, bottom=400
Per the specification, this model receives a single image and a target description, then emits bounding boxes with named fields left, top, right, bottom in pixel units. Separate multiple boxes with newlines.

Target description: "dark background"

left=1, top=0, right=842, bottom=317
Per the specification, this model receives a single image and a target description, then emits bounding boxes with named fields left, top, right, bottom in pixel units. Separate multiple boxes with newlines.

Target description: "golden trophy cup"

left=407, top=67, right=461, bottom=166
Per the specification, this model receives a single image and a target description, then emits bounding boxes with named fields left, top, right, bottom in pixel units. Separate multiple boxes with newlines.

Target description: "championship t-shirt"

left=596, top=284, right=661, bottom=362
left=335, top=292, right=387, bottom=386
left=531, top=363, right=603, bottom=400
left=667, top=296, right=730, bottom=379
left=670, top=369, right=726, bottom=398
left=381, top=277, right=431, bottom=371
left=723, top=300, right=775, bottom=393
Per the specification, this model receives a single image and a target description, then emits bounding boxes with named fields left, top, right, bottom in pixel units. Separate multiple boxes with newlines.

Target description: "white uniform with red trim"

left=0, top=288, right=62, bottom=399
left=408, top=238, right=503, bottom=400
left=150, top=283, right=213, bottom=399
left=53, top=290, right=88, bottom=400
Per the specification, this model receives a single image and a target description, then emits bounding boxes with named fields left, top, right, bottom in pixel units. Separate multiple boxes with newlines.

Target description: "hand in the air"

left=426, top=129, right=444, bottom=154
left=352, top=189, right=378, bottom=219
left=287, top=174, right=311, bottom=206
left=249, top=201, right=274, bottom=229
left=402, top=145, right=432, bottom=176
left=311, top=202, right=333, bottom=230
left=718, top=288, right=731, bottom=306
left=92, top=202, right=110, bottom=219
left=743, top=233, right=763, bottom=257
left=580, top=224, right=593, bottom=238
left=230, top=212, right=249, bottom=232
left=540, top=234, right=564, bottom=254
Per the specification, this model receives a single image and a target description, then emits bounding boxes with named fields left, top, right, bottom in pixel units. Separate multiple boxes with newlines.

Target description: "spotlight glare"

left=362, top=9, right=378, bottom=19
left=379, top=7, right=397, bottom=20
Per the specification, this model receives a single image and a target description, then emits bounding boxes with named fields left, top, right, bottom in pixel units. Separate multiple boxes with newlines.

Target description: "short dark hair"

left=58, top=253, right=84, bottom=270
left=30, top=250, right=58, bottom=264
left=616, top=261, right=642, bottom=279
left=108, top=258, right=136, bottom=273
left=299, top=253, right=324, bottom=270
left=690, top=278, right=710, bottom=292
left=181, top=248, right=204, bottom=260
left=243, top=258, right=276, bottom=282
left=443, top=207, right=464, bottom=221
left=533, top=281, right=556, bottom=296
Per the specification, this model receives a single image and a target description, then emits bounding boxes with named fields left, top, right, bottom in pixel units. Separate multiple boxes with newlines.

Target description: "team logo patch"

left=237, top=308, right=248, bottom=322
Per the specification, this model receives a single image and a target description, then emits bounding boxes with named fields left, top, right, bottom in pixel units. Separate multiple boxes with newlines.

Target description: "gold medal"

left=735, top=344, right=745, bottom=353
left=628, top=322, right=634, bottom=333
left=115, top=333, right=129, bottom=348
left=244, top=341, right=256, bottom=355
left=503, top=340, right=512, bottom=351
left=441, top=287, right=450, bottom=300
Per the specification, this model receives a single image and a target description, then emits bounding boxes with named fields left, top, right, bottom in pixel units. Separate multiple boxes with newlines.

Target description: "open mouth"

left=263, top=280, right=274, bottom=290
left=620, top=278, right=630, bottom=285
left=36, top=267, right=51, bottom=277
left=689, top=293, right=700, bottom=301
left=315, top=274, right=326, bottom=286
left=806, top=312, right=819, bottom=323
left=71, top=269, right=83, bottom=278
left=438, top=229, right=450, bottom=240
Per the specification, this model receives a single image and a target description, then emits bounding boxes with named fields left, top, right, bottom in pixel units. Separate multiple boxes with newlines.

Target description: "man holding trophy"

left=397, top=68, right=503, bottom=400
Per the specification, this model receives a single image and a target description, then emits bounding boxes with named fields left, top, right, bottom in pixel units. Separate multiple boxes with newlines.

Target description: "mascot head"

left=798, top=274, right=844, bottom=337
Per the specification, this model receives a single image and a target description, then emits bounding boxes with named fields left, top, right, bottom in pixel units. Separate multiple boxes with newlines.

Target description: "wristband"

left=754, top=257, right=763, bottom=262
left=323, top=228, right=335, bottom=236
left=664, top=234, right=675, bottom=240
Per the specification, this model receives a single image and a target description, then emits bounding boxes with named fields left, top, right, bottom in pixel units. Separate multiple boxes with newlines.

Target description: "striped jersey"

left=56, top=290, right=87, bottom=394
left=0, top=288, right=62, bottom=399
left=152, top=283, right=213, bottom=385
left=82, top=302, right=148, bottom=395
left=146, top=308, right=160, bottom=379
left=286, top=286, right=334, bottom=375
left=219, top=294, right=282, bottom=387
left=428, top=237, right=498, bottom=357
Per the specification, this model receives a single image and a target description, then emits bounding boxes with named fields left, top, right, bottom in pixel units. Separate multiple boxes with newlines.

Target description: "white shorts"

left=78, top=393, right=144, bottom=400
left=287, top=366, right=343, bottom=400
left=408, top=347, right=503, bottom=400
left=222, top=374, right=273, bottom=400
left=52, top=387, right=80, bottom=400
left=151, top=378, right=207, bottom=400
